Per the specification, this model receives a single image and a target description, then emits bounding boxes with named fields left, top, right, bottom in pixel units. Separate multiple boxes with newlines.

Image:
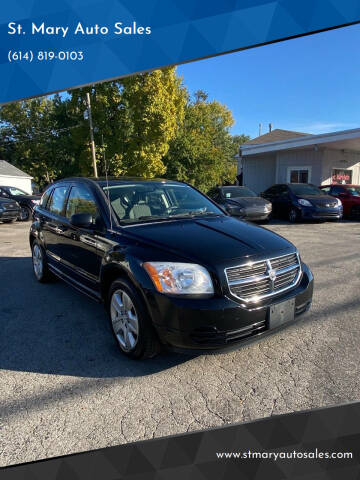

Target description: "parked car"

left=207, top=186, right=272, bottom=222
left=319, top=184, right=360, bottom=218
left=0, top=197, right=21, bottom=223
left=0, top=186, right=41, bottom=221
left=30, top=177, right=313, bottom=359
left=261, top=183, right=343, bottom=222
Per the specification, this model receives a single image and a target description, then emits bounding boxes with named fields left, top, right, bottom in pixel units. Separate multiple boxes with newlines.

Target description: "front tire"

left=19, top=205, right=31, bottom=222
left=32, top=241, right=53, bottom=282
left=288, top=208, right=299, bottom=223
left=108, top=278, right=160, bottom=359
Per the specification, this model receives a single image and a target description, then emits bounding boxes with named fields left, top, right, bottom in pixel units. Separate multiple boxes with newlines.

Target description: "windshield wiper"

left=133, top=211, right=222, bottom=223
left=169, top=211, right=222, bottom=218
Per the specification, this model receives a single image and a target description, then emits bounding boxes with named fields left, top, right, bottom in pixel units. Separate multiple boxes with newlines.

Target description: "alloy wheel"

left=110, top=289, right=139, bottom=352
left=288, top=209, right=297, bottom=222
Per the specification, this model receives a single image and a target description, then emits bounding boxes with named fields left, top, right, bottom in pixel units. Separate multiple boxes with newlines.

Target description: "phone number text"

left=8, top=51, right=84, bottom=62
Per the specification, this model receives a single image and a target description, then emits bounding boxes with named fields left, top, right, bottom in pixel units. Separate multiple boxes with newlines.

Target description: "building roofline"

left=0, top=173, right=33, bottom=179
left=240, top=127, right=360, bottom=156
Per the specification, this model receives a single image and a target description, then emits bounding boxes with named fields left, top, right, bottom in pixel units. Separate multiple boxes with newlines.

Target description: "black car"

left=0, top=197, right=21, bottom=223
left=0, top=186, right=41, bottom=221
left=30, top=177, right=313, bottom=359
left=261, top=183, right=343, bottom=222
left=208, top=186, right=272, bottom=222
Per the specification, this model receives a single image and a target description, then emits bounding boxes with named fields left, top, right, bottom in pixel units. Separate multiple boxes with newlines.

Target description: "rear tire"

left=107, top=278, right=160, bottom=359
left=32, top=241, right=53, bottom=283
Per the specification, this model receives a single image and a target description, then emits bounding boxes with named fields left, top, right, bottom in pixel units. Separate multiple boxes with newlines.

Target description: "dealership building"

left=238, top=128, right=360, bottom=193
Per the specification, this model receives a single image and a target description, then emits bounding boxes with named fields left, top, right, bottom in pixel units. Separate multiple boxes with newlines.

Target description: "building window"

left=332, top=169, right=352, bottom=185
left=287, top=167, right=311, bottom=183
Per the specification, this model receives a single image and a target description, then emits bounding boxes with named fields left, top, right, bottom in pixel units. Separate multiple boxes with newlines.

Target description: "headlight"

left=143, top=262, right=214, bottom=294
left=335, top=198, right=342, bottom=207
left=265, top=203, right=272, bottom=211
left=298, top=199, right=312, bottom=207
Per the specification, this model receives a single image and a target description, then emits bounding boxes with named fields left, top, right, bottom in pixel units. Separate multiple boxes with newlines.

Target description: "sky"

left=177, top=23, right=360, bottom=140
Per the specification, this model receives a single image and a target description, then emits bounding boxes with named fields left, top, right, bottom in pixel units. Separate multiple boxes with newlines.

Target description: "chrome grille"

left=270, top=253, right=298, bottom=270
left=226, top=262, right=267, bottom=282
left=225, top=253, right=301, bottom=303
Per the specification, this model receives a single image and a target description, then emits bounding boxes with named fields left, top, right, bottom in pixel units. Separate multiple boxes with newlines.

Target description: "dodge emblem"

left=269, top=269, right=277, bottom=281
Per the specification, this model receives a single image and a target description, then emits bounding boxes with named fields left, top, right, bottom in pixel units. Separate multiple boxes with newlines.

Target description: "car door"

left=40, top=184, right=70, bottom=263
left=262, top=186, right=283, bottom=217
left=60, top=183, right=103, bottom=291
left=274, top=185, right=292, bottom=218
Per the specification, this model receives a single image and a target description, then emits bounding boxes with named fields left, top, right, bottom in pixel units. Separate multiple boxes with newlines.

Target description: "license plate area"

left=268, top=298, right=295, bottom=329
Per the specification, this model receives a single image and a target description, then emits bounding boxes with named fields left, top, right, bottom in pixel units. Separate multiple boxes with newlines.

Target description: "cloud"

left=290, top=122, right=360, bottom=134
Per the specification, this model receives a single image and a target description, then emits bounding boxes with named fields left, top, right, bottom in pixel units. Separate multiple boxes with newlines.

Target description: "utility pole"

left=86, top=92, right=98, bottom=178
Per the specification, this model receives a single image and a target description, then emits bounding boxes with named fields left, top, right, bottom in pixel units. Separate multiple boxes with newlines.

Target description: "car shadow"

left=0, top=257, right=195, bottom=378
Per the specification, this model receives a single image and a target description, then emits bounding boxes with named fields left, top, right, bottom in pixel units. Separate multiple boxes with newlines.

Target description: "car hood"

left=298, top=194, right=339, bottom=206
left=226, top=197, right=269, bottom=208
left=11, top=194, right=40, bottom=201
left=0, top=198, right=19, bottom=206
left=122, top=216, right=294, bottom=264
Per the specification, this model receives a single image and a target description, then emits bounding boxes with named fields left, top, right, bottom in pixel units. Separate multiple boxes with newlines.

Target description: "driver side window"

left=65, top=185, right=99, bottom=220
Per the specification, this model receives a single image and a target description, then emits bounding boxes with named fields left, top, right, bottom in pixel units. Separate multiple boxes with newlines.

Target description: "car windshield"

left=6, top=187, right=28, bottom=196
left=289, top=184, right=325, bottom=196
left=102, top=183, right=224, bottom=224
left=222, top=187, right=257, bottom=198
left=347, top=186, right=360, bottom=196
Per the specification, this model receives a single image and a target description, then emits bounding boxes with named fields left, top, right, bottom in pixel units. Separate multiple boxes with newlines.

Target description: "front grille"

left=270, top=253, right=298, bottom=270
left=312, top=212, right=339, bottom=217
left=190, top=320, right=267, bottom=345
left=226, top=262, right=267, bottom=282
left=225, top=253, right=301, bottom=303
left=314, top=200, right=338, bottom=208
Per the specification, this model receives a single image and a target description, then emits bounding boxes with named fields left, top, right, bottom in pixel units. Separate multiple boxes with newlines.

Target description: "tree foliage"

left=0, top=71, right=249, bottom=192
left=163, top=91, right=248, bottom=192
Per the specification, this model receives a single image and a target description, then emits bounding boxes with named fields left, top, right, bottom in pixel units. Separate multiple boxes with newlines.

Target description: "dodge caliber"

left=30, top=178, right=314, bottom=359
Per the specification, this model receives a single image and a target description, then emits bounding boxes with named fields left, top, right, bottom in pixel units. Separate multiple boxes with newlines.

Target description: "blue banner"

left=0, top=0, right=359, bottom=103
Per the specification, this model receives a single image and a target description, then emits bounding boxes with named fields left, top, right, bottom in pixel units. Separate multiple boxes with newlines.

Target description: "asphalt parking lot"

left=1, top=219, right=360, bottom=467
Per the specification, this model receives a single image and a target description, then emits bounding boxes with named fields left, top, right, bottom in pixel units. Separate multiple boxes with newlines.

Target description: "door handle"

left=80, top=235, right=97, bottom=247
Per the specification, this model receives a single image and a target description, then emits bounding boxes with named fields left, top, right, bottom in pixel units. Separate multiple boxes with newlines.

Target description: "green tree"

left=164, top=91, right=242, bottom=192
left=0, top=67, right=187, bottom=183
left=67, top=67, right=187, bottom=178
left=0, top=94, right=85, bottom=187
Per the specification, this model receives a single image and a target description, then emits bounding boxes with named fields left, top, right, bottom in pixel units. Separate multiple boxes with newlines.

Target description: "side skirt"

left=48, top=263, right=102, bottom=303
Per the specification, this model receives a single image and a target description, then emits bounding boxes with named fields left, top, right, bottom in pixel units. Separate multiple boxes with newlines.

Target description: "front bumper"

left=235, top=207, right=271, bottom=221
left=299, top=205, right=342, bottom=220
left=148, top=263, right=314, bottom=353
left=0, top=208, right=20, bottom=221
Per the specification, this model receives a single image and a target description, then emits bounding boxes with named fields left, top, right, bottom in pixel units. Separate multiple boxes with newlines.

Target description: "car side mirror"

left=70, top=213, right=94, bottom=229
